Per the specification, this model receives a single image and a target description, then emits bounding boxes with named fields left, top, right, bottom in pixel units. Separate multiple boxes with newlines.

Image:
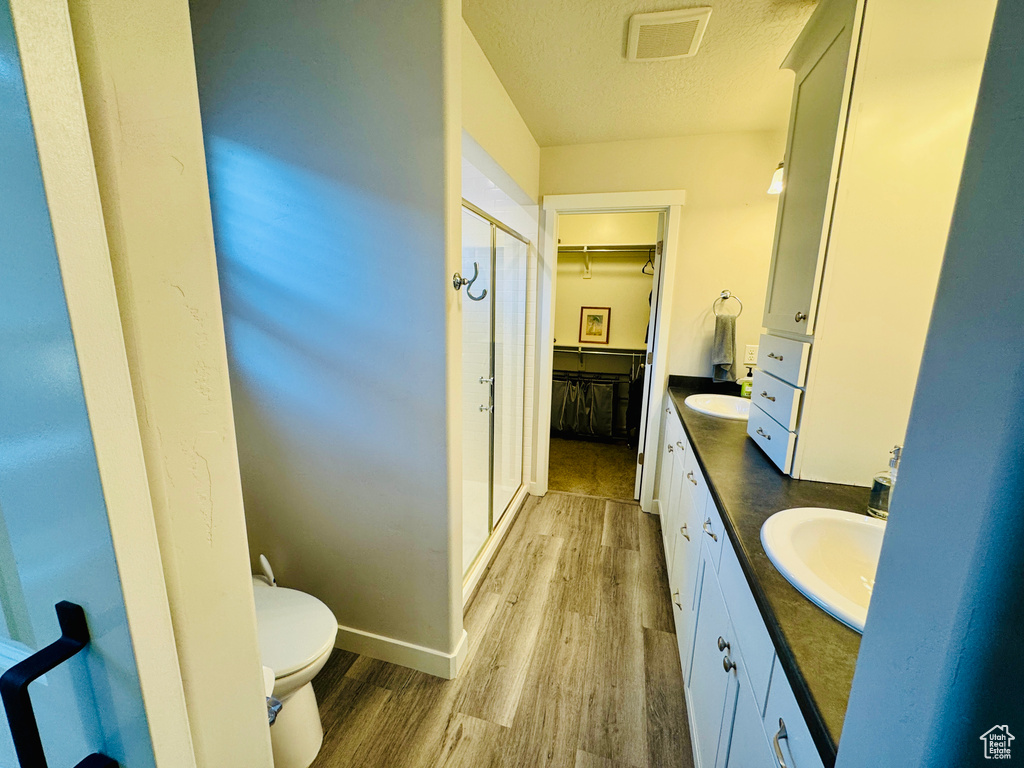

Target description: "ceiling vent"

left=626, top=8, right=712, bottom=62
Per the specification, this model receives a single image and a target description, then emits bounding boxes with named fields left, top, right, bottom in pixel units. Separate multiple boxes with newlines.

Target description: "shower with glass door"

left=461, top=202, right=529, bottom=575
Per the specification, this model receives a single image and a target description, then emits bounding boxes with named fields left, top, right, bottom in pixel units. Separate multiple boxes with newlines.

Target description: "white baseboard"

left=334, top=624, right=469, bottom=680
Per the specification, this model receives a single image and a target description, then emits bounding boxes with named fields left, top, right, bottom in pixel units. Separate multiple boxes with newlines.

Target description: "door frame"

left=533, top=190, right=686, bottom=512
left=10, top=0, right=196, bottom=763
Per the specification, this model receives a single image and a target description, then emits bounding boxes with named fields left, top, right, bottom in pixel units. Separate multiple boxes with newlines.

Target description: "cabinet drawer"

left=757, top=334, right=811, bottom=387
left=682, top=447, right=709, bottom=521
left=718, top=540, right=775, bottom=714
left=697, top=494, right=725, bottom=572
left=747, top=405, right=797, bottom=474
left=752, top=369, right=802, bottom=431
left=664, top=408, right=685, bottom=455
left=765, top=657, right=826, bottom=768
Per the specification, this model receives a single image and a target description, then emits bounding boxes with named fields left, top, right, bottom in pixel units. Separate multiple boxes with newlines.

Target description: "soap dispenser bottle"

left=867, top=445, right=902, bottom=520
left=738, top=367, right=754, bottom=399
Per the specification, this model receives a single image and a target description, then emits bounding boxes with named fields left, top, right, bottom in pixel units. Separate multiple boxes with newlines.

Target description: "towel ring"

left=713, top=290, right=743, bottom=317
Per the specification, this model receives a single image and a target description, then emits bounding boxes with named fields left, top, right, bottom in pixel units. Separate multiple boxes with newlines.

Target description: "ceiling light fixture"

left=768, top=163, right=784, bottom=195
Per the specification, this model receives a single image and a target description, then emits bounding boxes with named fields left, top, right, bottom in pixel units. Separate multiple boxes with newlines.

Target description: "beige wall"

left=555, top=213, right=659, bottom=351
left=541, top=131, right=786, bottom=378
left=557, top=211, right=660, bottom=246
left=462, top=20, right=541, bottom=202
left=67, top=0, right=272, bottom=764
left=555, top=252, right=654, bottom=350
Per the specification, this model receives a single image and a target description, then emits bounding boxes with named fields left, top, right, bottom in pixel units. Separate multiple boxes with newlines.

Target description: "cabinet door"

left=662, top=449, right=683, bottom=574
left=687, top=547, right=739, bottom=768
left=723, top=681, right=775, bottom=768
left=669, top=478, right=698, bottom=680
left=764, top=657, right=826, bottom=768
left=657, top=408, right=681, bottom=519
left=763, top=0, right=857, bottom=335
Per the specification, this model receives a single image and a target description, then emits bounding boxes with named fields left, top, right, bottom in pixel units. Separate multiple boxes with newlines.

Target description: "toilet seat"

left=252, top=579, right=338, bottom=678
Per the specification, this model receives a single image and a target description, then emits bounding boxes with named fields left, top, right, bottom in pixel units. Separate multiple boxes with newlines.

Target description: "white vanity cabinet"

left=656, top=407, right=827, bottom=768
left=762, top=0, right=859, bottom=336
left=754, top=0, right=994, bottom=485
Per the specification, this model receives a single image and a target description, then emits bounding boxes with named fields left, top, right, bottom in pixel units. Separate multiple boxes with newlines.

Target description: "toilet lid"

left=252, top=579, right=338, bottom=678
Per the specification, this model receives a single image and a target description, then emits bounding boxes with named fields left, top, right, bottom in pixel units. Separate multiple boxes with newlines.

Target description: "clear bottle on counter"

left=868, top=445, right=902, bottom=519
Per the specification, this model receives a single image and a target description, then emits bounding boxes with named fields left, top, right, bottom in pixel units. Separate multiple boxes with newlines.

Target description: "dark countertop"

left=667, top=377, right=869, bottom=767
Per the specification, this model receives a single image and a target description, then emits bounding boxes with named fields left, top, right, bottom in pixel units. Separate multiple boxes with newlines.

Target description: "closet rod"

left=557, top=244, right=655, bottom=254
left=553, top=345, right=646, bottom=358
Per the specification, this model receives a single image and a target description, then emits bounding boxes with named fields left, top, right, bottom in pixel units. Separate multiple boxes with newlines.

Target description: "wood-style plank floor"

left=310, top=491, right=693, bottom=768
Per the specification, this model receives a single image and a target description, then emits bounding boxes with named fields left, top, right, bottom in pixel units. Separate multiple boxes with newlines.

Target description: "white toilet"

left=252, top=574, right=338, bottom=768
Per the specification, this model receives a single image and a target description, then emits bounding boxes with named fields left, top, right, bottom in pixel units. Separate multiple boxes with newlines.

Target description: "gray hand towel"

left=712, top=313, right=737, bottom=382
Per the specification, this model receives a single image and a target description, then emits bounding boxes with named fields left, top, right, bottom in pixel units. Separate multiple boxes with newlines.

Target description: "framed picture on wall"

left=579, top=306, right=611, bottom=344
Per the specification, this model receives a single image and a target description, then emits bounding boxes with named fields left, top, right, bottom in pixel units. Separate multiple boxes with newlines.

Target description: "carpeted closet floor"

left=547, top=437, right=637, bottom=501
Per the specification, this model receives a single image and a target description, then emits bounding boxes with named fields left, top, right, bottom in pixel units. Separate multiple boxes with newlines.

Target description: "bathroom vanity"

left=657, top=378, right=870, bottom=768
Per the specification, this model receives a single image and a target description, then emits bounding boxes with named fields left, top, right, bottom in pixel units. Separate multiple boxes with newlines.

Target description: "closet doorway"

left=461, top=202, right=529, bottom=575
left=536, top=191, right=685, bottom=512
left=548, top=212, right=661, bottom=500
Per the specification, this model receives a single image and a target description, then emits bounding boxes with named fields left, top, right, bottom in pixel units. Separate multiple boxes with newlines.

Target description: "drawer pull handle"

left=756, top=427, right=772, bottom=441
left=666, top=407, right=671, bottom=414
left=767, top=352, right=784, bottom=361
left=667, top=445, right=674, bottom=453
left=703, top=519, right=717, bottom=541
left=773, top=719, right=790, bottom=768
left=672, top=590, right=683, bottom=610
left=717, top=636, right=730, bottom=652
left=680, top=524, right=690, bottom=541
left=722, top=655, right=736, bottom=673
left=795, top=311, right=808, bottom=323
left=687, top=471, right=697, bottom=486
left=760, top=391, right=776, bottom=402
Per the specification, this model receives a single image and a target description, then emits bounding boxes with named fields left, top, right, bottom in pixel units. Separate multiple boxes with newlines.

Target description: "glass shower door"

left=491, top=230, right=527, bottom=526
left=461, top=209, right=493, bottom=572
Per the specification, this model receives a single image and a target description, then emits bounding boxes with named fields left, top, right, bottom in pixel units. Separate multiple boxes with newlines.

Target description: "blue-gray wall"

left=190, top=0, right=457, bottom=655
left=839, top=0, right=1024, bottom=763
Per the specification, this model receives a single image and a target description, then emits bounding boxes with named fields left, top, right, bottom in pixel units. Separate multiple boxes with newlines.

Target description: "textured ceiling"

left=463, top=0, right=817, bottom=147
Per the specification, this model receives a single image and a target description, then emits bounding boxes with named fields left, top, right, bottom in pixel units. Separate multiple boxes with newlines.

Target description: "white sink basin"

left=760, top=507, right=885, bottom=633
left=684, top=394, right=750, bottom=421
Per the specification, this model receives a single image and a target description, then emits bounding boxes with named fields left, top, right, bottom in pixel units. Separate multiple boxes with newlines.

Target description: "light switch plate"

left=744, top=345, right=759, bottom=365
